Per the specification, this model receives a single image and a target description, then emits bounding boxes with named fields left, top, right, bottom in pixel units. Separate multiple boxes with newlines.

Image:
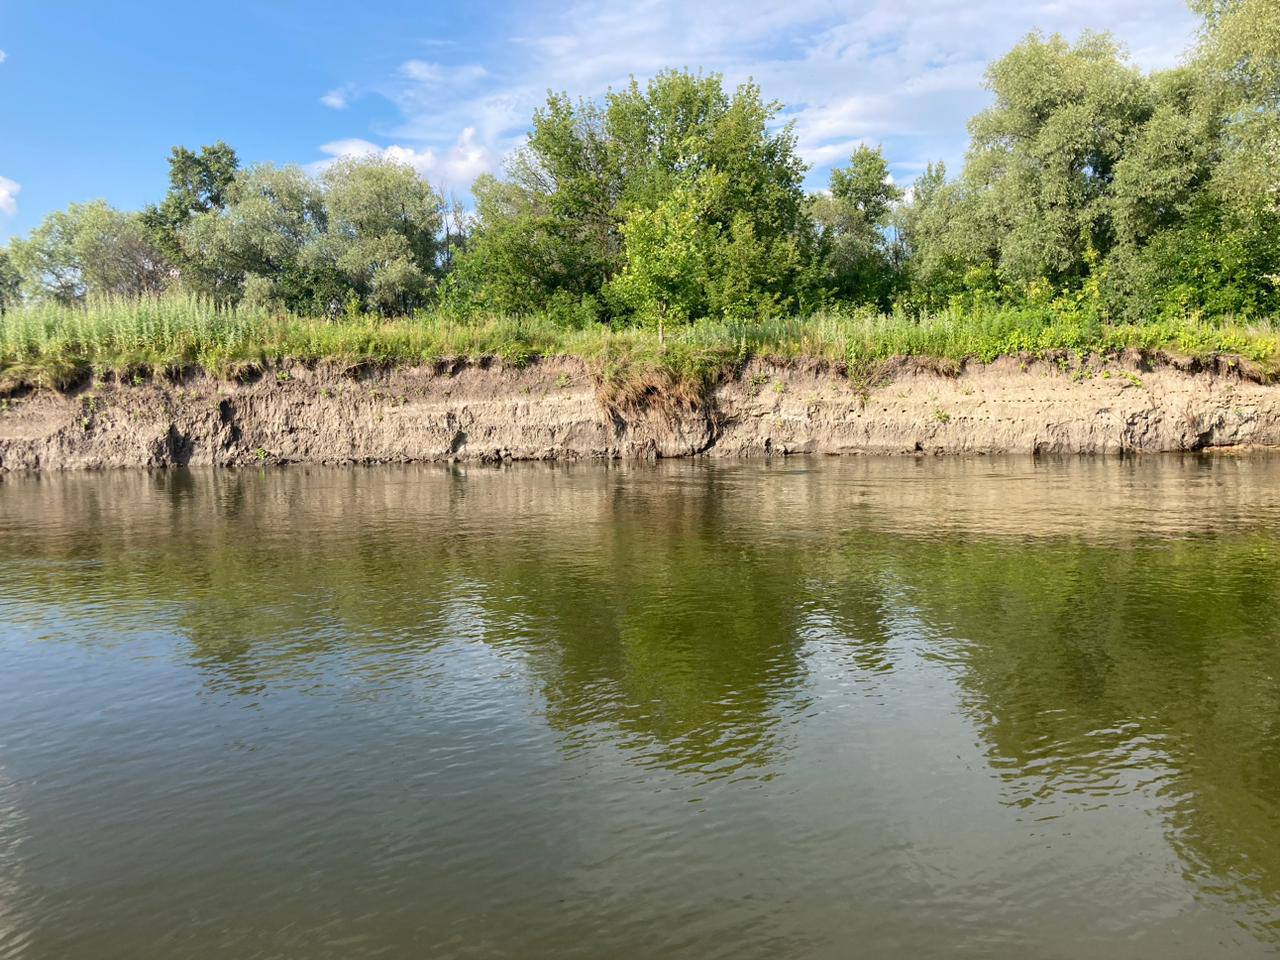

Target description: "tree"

left=181, top=163, right=331, bottom=307
left=9, top=201, right=169, bottom=303
left=811, top=145, right=904, bottom=306
left=605, top=173, right=726, bottom=330
left=458, top=69, right=814, bottom=321
left=1192, top=0, right=1279, bottom=217
left=1097, top=3, right=1280, bottom=319
left=906, top=32, right=1153, bottom=300
left=896, top=162, right=972, bottom=307
left=318, top=156, right=445, bottom=314
left=0, top=246, right=21, bottom=313
left=142, top=141, right=239, bottom=264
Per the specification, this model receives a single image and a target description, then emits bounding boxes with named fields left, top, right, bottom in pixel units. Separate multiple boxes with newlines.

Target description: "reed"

left=2, top=294, right=1276, bottom=395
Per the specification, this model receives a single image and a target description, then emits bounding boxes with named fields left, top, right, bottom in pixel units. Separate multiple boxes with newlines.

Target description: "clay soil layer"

left=3, top=355, right=1279, bottom=471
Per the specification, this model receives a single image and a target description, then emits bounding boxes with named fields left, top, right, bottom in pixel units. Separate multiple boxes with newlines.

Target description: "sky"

left=0, top=0, right=1201, bottom=238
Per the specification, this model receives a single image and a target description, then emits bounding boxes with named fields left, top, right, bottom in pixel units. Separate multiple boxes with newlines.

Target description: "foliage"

left=912, top=32, right=1154, bottom=294
left=2, top=3, right=1276, bottom=331
left=811, top=145, right=904, bottom=307
left=178, top=158, right=448, bottom=315
left=2, top=294, right=1276, bottom=398
left=141, top=141, right=240, bottom=265
left=0, top=246, right=21, bottom=314
left=902, top=14, right=1279, bottom=320
left=317, top=157, right=445, bottom=314
left=457, top=69, right=813, bottom=322
left=9, top=201, right=169, bottom=303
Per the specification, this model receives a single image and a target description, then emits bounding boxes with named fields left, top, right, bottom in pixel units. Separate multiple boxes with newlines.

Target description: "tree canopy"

left=458, top=69, right=814, bottom=322
left=1, top=2, right=1275, bottom=324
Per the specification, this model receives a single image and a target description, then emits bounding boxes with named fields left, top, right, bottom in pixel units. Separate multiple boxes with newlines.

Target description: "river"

left=1, top=457, right=1279, bottom=958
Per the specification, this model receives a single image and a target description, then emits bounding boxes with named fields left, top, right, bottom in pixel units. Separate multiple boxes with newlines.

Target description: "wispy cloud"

left=0, top=50, right=7, bottom=65
left=314, top=0, right=1197, bottom=191
left=315, top=128, right=490, bottom=189
left=320, top=85, right=353, bottom=110
left=0, top=176, right=20, bottom=217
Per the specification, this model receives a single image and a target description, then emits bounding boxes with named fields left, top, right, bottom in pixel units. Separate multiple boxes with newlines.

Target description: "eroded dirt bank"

left=2, top=355, right=1279, bottom=471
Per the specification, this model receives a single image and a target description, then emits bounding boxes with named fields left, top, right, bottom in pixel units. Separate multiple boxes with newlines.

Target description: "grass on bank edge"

left=2, top=294, right=1278, bottom=410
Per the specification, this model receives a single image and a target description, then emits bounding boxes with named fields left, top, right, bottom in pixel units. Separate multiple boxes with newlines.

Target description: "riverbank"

left=2, top=353, right=1278, bottom=470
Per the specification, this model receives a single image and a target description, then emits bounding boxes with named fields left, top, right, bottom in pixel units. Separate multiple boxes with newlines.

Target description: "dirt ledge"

left=2, top=355, right=1279, bottom=471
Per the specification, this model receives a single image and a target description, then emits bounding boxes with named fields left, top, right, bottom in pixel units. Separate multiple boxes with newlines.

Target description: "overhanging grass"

left=2, top=296, right=1277, bottom=401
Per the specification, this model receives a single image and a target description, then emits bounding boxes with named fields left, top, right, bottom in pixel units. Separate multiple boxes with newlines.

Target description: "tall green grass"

left=1, top=294, right=1277, bottom=393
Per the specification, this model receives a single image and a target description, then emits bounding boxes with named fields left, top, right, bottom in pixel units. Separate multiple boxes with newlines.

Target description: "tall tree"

left=181, top=163, right=330, bottom=306
left=9, top=201, right=169, bottom=303
left=811, top=145, right=904, bottom=307
left=0, top=246, right=21, bottom=313
left=458, top=69, right=814, bottom=322
left=317, top=156, right=445, bottom=314
left=142, top=141, right=239, bottom=265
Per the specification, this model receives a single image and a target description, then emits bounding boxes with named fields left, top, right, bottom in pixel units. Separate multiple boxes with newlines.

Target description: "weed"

left=0, top=294, right=1275, bottom=414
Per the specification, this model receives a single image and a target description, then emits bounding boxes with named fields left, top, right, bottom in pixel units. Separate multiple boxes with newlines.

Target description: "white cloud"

left=315, top=0, right=1198, bottom=191
left=316, top=127, right=491, bottom=190
left=320, top=86, right=352, bottom=109
left=0, top=50, right=7, bottom=65
left=0, top=176, right=19, bottom=217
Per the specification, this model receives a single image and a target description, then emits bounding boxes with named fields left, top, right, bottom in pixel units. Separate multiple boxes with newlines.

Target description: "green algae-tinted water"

left=2, top=457, right=1279, bottom=958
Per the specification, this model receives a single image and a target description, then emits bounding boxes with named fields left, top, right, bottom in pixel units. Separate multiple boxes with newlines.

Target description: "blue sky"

left=0, top=0, right=1199, bottom=238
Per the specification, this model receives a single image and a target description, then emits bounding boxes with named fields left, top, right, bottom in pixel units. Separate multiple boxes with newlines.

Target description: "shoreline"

left=2, top=354, right=1279, bottom=471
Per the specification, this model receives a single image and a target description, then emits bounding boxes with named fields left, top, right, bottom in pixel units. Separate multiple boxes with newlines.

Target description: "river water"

left=1, top=457, right=1279, bottom=958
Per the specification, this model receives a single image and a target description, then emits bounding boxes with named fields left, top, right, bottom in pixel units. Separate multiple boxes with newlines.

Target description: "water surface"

left=2, top=457, right=1280, bottom=958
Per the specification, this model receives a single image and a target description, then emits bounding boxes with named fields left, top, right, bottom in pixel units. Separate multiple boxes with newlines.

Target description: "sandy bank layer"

left=2, top=356, right=1279, bottom=471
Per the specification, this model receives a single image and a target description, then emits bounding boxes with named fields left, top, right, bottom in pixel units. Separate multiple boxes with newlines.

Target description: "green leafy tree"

left=901, top=31, right=1154, bottom=308
left=811, top=145, right=904, bottom=306
left=0, top=245, right=22, bottom=313
left=458, top=69, right=814, bottom=322
left=1096, top=3, right=1280, bottom=319
left=605, top=173, right=725, bottom=330
left=182, top=163, right=334, bottom=307
left=317, top=157, right=446, bottom=314
left=142, top=141, right=239, bottom=265
left=9, top=201, right=169, bottom=303
left=963, top=31, right=1153, bottom=288
left=1192, top=0, right=1280, bottom=192
left=1194, top=0, right=1280, bottom=301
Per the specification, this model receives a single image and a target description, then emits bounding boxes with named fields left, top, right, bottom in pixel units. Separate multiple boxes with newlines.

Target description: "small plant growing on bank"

left=933, top=409, right=951, bottom=423
left=0, top=295, right=1276, bottom=414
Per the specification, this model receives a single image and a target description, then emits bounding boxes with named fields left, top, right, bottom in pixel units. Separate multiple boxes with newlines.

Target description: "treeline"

left=0, top=0, right=1275, bottom=328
